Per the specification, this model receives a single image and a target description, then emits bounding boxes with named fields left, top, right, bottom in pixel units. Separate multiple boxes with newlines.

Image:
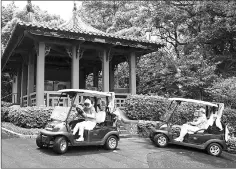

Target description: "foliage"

left=1, top=3, right=65, bottom=52
left=124, top=94, right=169, bottom=121
left=227, top=137, right=236, bottom=153
left=79, top=1, right=236, bottom=100
left=207, top=77, right=236, bottom=109
left=1, top=106, right=53, bottom=129
left=1, top=73, right=13, bottom=102
left=114, top=62, right=129, bottom=88
left=176, top=50, right=218, bottom=100
left=137, top=50, right=180, bottom=96
left=222, top=108, right=236, bottom=134
left=1, top=1, right=17, bottom=28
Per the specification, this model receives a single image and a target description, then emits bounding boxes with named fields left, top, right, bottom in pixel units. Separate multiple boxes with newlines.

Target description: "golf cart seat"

left=188, top=104, right=225, bottom=135
left=94, top=110, right=106, bottom=128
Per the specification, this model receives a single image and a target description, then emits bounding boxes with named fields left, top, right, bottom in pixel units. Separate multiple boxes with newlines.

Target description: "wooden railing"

left=22, top=91, right=130, bottom=109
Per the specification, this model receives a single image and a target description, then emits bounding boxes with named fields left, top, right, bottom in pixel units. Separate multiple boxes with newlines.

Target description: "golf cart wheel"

left=154, top=134, right=168, bottom=147
left=36, top=134, right=45, bottom=148
left=104, top=135, right=118, bottom=150
left=53, top=136, right=68, bottom=154
left=207, top=143, right=222, bottom=156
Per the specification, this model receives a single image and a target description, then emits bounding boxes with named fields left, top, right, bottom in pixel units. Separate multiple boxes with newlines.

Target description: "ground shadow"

left=145, top=139, right=236, bottom=168
left=37, top=145, right=119, bottom=157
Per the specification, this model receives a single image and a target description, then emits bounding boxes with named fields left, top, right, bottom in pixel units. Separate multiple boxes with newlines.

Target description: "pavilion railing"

left=22, top=91, right=129, bottom=109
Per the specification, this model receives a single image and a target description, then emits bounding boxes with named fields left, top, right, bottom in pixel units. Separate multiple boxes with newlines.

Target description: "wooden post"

left=36, top=42, right=45, bottom=106
left=21, top=63, right=28, bottom=106
left=12, top=75, right=17, bottom=103
left=102, top=50, right=109, bottom=92
left=109, top=62, right=114, bottom=92
left=16, top=67, right=22, bottom=104
left=27, top=52, right=35, bottom=106
left=71, top=45, right=80, bottom=89
left=129, top=52, right=136, bottom=95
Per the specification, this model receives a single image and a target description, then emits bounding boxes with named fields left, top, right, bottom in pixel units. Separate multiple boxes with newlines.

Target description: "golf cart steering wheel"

left=74, top=104, right=85, bottom=117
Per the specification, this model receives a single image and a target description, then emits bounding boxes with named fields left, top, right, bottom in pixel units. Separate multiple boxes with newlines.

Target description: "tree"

left=1, top=1, right=17, bottom=28
left=176, top=49, right=218, bottom=100
left=207, top=77, right=236, bottom=109
left=136, top=50, right=180, bottom=96
left=1, top=4, right=65, bottom=51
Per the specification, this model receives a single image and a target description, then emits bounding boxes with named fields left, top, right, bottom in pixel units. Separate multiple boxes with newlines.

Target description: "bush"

left=124, top=95, right=169, bottom=121
left=222, top=108, right=236, bottom=135
left=227, top=137, right=236, bottom=153
left=1, top=101, right=13, bottom=107
left=1, top=106, right=10, bottom=122
left=1, top=106, right=53, bottom=128
left=208, top=77, right=236, bottom=109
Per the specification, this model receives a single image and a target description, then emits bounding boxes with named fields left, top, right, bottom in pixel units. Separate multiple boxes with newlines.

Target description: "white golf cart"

left=149, top=98, right=229, bottom=156
left=36, top=89, right=119, bottom=154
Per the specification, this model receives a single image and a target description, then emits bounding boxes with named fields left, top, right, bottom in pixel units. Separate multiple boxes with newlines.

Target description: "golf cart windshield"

left=159, top=100, right=179, bottom=122
left=50, top=106, right=71, bottom=121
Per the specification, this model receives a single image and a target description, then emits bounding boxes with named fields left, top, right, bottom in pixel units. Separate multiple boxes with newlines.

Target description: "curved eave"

left=1, top=24, right=25, bottom=71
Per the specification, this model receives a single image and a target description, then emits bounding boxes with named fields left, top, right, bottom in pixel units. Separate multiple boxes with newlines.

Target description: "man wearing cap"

left=174, top=108, right=208, bottom=142
left=72, top=98, right=96, bottom=142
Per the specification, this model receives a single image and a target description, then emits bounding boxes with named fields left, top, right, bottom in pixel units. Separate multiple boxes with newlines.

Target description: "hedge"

left=1, top=106, right=53, bottom=128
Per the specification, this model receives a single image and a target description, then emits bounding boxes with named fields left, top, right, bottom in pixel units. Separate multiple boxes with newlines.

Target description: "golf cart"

left=36, top=89, right=120, bottom=154
left=149, top=98, right=229, bottom=156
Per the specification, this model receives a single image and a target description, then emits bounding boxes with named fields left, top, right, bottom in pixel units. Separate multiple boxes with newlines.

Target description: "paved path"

left=2, top=131, right=236, bottom=168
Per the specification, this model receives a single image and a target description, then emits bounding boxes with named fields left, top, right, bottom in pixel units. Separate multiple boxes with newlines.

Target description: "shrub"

left=222, top=108, right=236, bottom=135
left=1, top=106, right=10, bottom=122
left=1, top=101, right=12, bottom=107
left=124, top=95, right=169, bottom=121
left=208, top=77, right=236, bottom=109
left=227, top=137, right=236, bottom=153
left=2, top=106, right=53, bottom=128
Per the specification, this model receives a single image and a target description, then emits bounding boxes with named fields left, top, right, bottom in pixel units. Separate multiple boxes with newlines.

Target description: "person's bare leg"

left=174, top=124, right=188, bottom=142
left=76, top=125, right=85, bottom=141
left=73, top=123, right=81, bottom=135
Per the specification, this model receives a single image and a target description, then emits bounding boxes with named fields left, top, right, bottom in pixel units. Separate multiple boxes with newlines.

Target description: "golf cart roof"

left=58, top=89, right=112, bottom=97
left=168, top=98, right=218, bottom=107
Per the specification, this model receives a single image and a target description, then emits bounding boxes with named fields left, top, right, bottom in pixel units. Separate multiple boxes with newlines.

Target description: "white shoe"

left=174, top=137, right=183, bottom=142
left=76, top=137, right=84, bottom=142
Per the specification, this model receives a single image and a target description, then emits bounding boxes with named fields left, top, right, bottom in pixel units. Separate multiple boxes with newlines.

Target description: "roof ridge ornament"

left=73, top=1, right=77, bottom=12
left=26, top=0, right=34, bottom=13
left=26, top=0, right=36, bottom=23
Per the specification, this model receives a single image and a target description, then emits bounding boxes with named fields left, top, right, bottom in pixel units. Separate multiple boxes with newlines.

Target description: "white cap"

left=84, top=99, right=92, bottom=108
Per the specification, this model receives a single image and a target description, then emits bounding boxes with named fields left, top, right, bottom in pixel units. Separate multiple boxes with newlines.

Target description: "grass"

left=1, top=122, right=40, bottom=135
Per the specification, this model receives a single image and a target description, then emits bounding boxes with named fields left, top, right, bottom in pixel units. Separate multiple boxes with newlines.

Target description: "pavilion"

left=1, top=1, right=163, bottom=108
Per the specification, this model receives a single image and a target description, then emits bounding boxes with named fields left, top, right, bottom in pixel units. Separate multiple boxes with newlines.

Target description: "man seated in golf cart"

left=174, top=108, right=208, bottom=142
left=72, top=98, right=97, bottom=142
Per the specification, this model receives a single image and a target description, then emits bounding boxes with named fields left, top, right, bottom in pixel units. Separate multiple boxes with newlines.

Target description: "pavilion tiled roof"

left=17, top=21, right=159, bottom=45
